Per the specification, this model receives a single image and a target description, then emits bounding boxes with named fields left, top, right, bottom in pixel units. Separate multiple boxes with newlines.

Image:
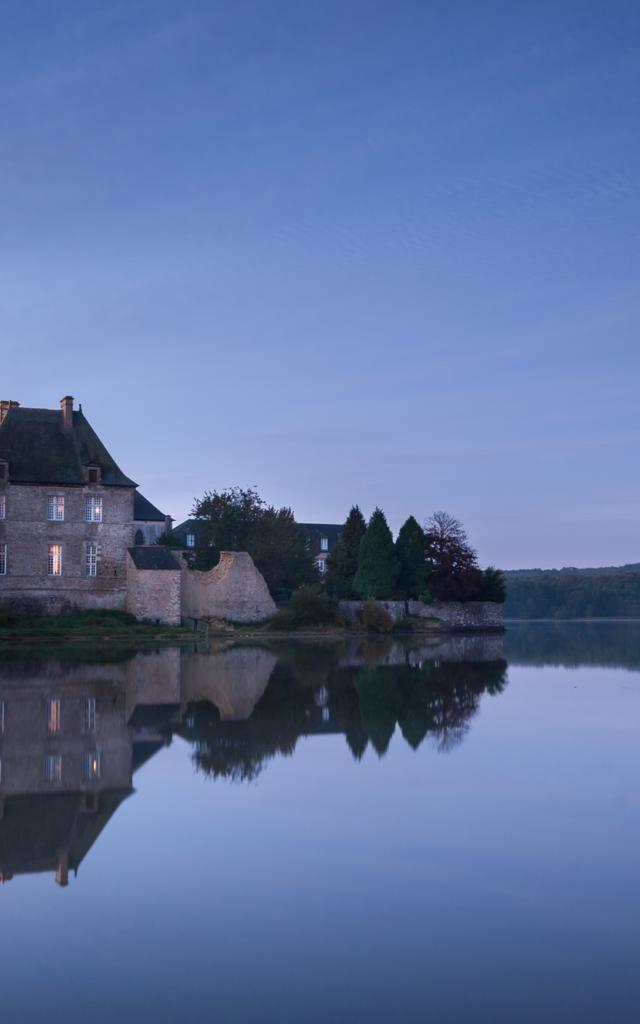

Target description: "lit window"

left=186, top=533, right=196, bottom=548
left=83, top=751, right=101, bottom=781
left=48, top=698, right=61, bottom=734
left=86, top=543, right=98, bottom=577
left=0, top=543, right=6, bottom=575
left=47, top=544, right=62, bottom=575
left=0, top=495, right=5, bottom=519
left=83, top=697, right=96, bottom=733
left=43, top=754, right=62, bottom=783
left=84, top=497, right=103, bottom=522
left=317, top=559, right=326, bottom=574
left=320, top=536, right=329, bottom=551
left=47, top=495, right=65, bottom=521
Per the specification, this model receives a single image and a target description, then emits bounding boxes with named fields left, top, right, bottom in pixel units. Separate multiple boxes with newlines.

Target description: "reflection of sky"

left=0, top=657, right=638, bottom=1021
left=2, top=2, right=639, bottom=568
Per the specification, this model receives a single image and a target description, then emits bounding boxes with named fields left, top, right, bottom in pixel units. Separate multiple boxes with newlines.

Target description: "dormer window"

left=86, top=465, right=100, bottom=484
left=0, top=461, right=7, bottom=481
left=320, top=536, right=329, bottom=551
left=186, top=532, right=196, bottom=548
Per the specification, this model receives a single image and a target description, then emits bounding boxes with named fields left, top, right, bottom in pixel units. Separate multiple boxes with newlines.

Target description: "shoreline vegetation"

left=0, top=607, right=503, bottom=649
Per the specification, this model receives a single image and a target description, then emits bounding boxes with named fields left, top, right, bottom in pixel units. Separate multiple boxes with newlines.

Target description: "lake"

left=0, top=622, right=638, bottom=1023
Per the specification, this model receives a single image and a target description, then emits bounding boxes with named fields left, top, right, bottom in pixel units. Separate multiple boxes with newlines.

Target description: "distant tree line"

left=504, top=570, right=640, bottom=619
left=162, top=486, right=505, bottom=604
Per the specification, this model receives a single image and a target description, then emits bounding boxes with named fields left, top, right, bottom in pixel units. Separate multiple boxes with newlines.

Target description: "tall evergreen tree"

left=395, top=515, right=429, bottom=599
left=354, top=507, right=399, bottom=599
left=326, top=505, right=366, bottom=598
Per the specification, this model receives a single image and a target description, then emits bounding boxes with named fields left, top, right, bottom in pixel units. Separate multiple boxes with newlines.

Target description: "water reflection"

left=0, top=636, right=507, bottom=884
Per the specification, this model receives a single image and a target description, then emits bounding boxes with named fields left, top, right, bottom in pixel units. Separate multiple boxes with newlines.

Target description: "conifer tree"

left=354, top=507, right=399, bottom=599
left=326, top=505, right=366, bottom=598
left=395, top=515, right=429, bottom=599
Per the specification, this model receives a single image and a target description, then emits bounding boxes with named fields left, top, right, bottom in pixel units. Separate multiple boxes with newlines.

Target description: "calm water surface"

left=0, top=622, right=638, bottom=1023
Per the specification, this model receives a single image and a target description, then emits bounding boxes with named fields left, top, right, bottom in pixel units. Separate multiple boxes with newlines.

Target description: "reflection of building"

left=0, top=635, right=508, bottom=884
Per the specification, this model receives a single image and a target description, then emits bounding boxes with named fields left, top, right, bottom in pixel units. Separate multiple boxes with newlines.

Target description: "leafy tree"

left=395, top=515, right=430, bottom=599
left=326, top=505, right=366, bottom=598
left=425, top=510, right=482, bottom=601
left=354, top=507, right=399, bottom=599
left=191, top=486, right=315, bottom=595
left=478, top=566, right=507, bottom=603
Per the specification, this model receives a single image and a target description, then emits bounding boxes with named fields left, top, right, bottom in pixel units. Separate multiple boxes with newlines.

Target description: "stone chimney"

left=60, top=395, right=74, bottom=429
left=0, top=400, right=20, bottom=424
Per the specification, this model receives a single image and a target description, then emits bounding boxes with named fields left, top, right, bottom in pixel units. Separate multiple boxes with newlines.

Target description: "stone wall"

left=126, top=556, right=182, bottom=625
left=338, top=599, right=504, bottom=631
left=0, top=482, right=134, bottom=614
left=181, top=551, right=276, bottom=624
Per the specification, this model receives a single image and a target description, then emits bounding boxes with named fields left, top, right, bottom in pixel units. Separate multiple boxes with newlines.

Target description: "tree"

left=395, top=515, right=430, bottom=599
left=478, top=566, right=507, bottom=603
left=354, top=507, right=399, bottom=599
left=191, top=486, right=315, bottom=595
left=326, top=505, right=366, bottom=598
left=425, top=510, right=483, bottom=601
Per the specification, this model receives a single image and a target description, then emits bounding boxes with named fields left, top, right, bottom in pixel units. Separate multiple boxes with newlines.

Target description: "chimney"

left=55, top=850, right=69, bottom=887
left=60, top=395, right=74, bottom=429
left=0, top=400, right=20, bottom=424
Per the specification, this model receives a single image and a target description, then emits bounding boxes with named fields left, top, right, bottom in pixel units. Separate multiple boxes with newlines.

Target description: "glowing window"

left=83, top=752, right=101, bottom=781
left=47, top=544, right=62, bottom=575
left=47, top=495, right=65, bottom=521
left=48, top=698, right=61, bottom=734
left=84, top=497, right=103, bottom=522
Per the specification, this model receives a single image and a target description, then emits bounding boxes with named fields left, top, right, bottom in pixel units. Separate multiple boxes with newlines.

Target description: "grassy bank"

left=0, top=609, right=195, bottom=646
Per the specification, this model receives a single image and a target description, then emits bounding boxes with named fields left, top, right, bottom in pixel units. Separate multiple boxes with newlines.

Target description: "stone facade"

left=180, top=551, right=277, bottom=623
left=126, top=551, right=182, bottom=625
left=0, top=482, right=134, bottom=614
left=338, top=598, right=504, bottom=631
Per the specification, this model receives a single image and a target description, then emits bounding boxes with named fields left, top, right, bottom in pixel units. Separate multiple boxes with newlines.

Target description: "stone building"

left=0, top=396, right=170, bottom=615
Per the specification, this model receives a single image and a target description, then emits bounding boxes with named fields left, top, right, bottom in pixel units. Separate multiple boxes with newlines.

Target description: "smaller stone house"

left=134, top=492, right=172, bottom=546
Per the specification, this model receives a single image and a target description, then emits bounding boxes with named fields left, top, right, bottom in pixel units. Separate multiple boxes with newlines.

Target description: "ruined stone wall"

left=0, top=482, right=134, bottom=614
left=126, top=559, right=182, bottom=625
left=181, top=551, right=276, bottom=623
left=338, top=599, right=504, bottom=631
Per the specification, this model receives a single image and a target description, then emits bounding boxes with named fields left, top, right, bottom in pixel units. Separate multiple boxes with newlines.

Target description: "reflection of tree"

left=173, top=644, right=508, bottom=781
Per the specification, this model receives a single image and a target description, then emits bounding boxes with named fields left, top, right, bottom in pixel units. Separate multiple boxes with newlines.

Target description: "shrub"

left=287, top=585, right=335, bottom=625
left=361, top=602, right=394, bottom=633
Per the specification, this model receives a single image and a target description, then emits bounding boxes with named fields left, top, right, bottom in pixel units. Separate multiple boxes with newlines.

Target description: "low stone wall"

left=338, top=599, right=503, bottom=631
left=0, top=585, right=127, bottom=616
left=181, top=551, right=276, bottom=624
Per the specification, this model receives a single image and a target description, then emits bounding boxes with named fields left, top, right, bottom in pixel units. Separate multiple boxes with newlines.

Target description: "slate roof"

left=0, top=406, right=136, bottom=486
left=134, top=491, right=166, bottom=522
left=128, top=546, right=181, bottom=570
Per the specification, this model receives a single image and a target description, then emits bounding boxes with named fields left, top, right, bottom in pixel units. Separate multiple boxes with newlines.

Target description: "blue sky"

left=2, top=0, right=638, bottom=568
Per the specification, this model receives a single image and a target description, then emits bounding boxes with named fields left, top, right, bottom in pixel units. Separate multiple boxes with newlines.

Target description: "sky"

left=1, top=0, right=638, bottom=569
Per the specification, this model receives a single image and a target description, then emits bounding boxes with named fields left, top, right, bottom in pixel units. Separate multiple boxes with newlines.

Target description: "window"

left=84, top=496, right=103, bottom=522
left=48, top=698, right=61, bottom=734
left=317, top=559, right=326, bottom=574
left=0, top=463, right=6, bottom=480
left=83, top=751, right=101, bottom=781
left=0, top=494, right=5, bottom=519
left=186, top=533, right=196, bottom=548
left=320, top=536, right=329, bottom=551
left=87, top=467, right=99, bottom=483
left=0, top=543, right=6, bottom=575
left=86, top=542, right=98, bottom=577
left=43, top=754, right=62, bottom=783
left=47, top=495, right=65, bottom=521
left=47, top=544, right=62, bottom=575
left=0, top=700, right=4, bottom=734
left=83, top=697, right=96, bottom=733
